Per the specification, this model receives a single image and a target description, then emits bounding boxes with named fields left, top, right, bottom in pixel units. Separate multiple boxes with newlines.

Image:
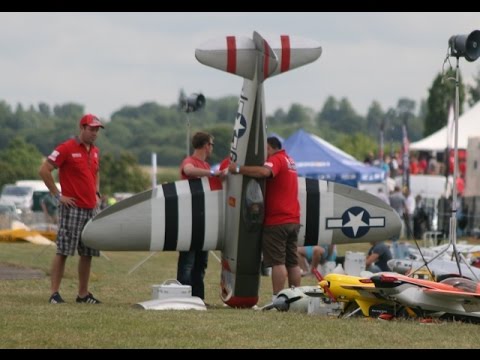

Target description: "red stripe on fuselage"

left=263, top=39, right=270, bottom=80
left=280, top=35, right=291, bottom=72
left=226, top=36, right=237, bottom=74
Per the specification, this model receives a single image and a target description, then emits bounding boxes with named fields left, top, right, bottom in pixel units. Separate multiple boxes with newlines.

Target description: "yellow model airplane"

left=318, top=273, right=385, bottom=317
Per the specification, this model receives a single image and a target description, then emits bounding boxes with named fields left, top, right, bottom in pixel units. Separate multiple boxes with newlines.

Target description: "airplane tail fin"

left=195, top=31, right=322, bottom=81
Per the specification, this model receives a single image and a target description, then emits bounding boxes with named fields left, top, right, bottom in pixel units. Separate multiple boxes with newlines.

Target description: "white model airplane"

left=259, top=286, right=321, bottom=312
left=82, top=31, right=402, bottom=308
left=388, top=258, right=480, bottom=281
left=344, top=272, right=480, bottom=322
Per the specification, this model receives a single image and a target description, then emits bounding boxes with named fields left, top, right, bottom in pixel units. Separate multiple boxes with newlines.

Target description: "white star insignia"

left=233, top=114, right=246, bottom=137
left=343, top=211, right=368, bottom=236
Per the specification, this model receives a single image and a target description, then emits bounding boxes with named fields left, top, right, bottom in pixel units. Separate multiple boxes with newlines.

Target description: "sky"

left=0, top=12, right=479, bottom=121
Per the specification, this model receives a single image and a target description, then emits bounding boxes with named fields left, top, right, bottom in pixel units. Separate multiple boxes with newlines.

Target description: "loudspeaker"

left=185, top=93, right=206, bottom=112
left=449, top=30, right=480, bottom=62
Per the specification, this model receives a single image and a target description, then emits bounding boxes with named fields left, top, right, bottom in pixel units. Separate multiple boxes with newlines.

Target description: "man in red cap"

left=39, top=114, right=104, bottom=304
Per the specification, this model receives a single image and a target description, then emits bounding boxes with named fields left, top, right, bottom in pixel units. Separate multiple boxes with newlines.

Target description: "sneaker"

left=76, top=292, right=101, bottom=304
left=49, top=292, right=65, bottom=304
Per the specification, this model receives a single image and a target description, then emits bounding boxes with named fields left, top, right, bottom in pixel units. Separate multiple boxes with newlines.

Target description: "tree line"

left=0, top=67, right=479, bottom=195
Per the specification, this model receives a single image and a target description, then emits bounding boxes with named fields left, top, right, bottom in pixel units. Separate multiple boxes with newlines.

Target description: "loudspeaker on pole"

left=449, top=30, right=480, bottom=62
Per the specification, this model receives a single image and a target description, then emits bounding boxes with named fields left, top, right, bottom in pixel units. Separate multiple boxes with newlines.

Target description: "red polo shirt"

left=48, top=137, right=99, bottom=209
left=180, top=156, right=222, bottom=190
left=263, top=149, right=300, bottom=226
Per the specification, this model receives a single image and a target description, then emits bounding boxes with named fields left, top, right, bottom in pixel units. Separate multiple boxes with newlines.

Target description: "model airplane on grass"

left=260, top=272, right=396, bottom=317
left=344, top=272, right=480, bottom=323
left=82, top=31, right=402, bottom=308
left=388, top=258, right=480, bottom=282
left=319, top=272, right=420, bottom=319
left=259, top=285, right=321, bottom=312
left=317, top=273, right=393, bottom=317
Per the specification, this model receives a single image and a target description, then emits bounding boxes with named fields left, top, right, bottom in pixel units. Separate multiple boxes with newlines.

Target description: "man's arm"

left=38, top=160, right=61, bottom=197
left=365, top=253, right=379, bottom=267
left=183, top=163, right=224, bottom=178
left=227, top=162, right=272, bottom=178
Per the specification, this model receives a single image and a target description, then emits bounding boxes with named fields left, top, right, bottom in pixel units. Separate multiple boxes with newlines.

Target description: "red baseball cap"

left=79, top=114, right=104, bottom=128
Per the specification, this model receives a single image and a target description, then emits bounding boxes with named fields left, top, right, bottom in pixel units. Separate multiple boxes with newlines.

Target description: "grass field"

left=1, top=241, right=480, bottom=349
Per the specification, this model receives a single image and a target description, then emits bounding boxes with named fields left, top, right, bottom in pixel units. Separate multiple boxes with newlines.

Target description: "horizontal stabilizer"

left=195, top=32, right=321, bottom=80
left=298, top=178, right=402, bottom=246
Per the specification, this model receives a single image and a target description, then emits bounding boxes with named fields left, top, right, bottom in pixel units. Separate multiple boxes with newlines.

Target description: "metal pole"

left=379, top=119, right=385, bottom=163
left=151, top=152, right=157, bottom=189
left=450, top=57, right=462, bottom=275
left=186, top=113, right=191, bottom=157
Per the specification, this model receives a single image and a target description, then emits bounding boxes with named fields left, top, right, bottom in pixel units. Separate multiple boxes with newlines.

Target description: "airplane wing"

left=423, top=289, right=480, bottom=312
left=82, top=177, right=225, bottom=251
left=82, top=176, right=402, bottom=251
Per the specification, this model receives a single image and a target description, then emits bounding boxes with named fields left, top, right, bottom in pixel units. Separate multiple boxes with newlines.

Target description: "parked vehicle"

left=0, top=184, right=34, bottom=213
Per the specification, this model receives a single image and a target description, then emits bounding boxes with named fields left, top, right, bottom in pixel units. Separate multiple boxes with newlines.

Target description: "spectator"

left=40, top=192, right=58, bottom=225
left=39, top=114, right=104, bottom=304
left=375, top=187, right=390, bottom=204
left=366, top=241, right=392, bottom=273
left=389, top=185, right=406, bottom=257
left=297, top=245, right=336, bottom=276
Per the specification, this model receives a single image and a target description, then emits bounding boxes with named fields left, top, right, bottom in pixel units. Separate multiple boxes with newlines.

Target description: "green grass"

left=1, top=242, right=480, bottom=348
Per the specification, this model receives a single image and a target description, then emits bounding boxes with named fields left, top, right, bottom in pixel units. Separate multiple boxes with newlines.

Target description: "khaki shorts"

left=262, top=223, right=300, bottom=268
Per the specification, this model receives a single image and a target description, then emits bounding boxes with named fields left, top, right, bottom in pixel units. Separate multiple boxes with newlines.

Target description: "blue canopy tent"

left=283, top=129, right=385, bottom=188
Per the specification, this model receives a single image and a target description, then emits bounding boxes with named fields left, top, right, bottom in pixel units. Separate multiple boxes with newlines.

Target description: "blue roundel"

left=235, top=113, right=247, bottom=139
left=341, top=206, right=371, bottom=238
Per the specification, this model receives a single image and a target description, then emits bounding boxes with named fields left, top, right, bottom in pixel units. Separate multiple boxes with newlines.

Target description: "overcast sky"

left=1, top=12, right=479, bottom=120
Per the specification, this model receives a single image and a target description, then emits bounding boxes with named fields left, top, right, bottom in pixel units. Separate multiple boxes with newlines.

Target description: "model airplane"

left=260, top=272, right=393, bottom=317
left=260, top=286, right=321, bottom=312
left=388, top=258, right=480, bottom=281
left=82, top=31, right=402, bottom=308
left=345, top=272, right=480, bottom=322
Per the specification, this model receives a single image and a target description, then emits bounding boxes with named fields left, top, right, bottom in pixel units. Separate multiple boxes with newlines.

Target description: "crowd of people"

left=364, top=150, right=467, bottom=181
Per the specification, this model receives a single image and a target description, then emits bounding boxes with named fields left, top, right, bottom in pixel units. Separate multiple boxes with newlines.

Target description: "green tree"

left=286, top=103, right=314, bottom=128
left=317, top=96, right=363, bottom=134
left=100, top=152, right=150, bottom=195
left=468, top=66, right=480, bottom=106
left=424, top=69, right=465, bottom=137
left=0, top=137, right=44, bottom=188
left=53, top=103, right=84, bottom=119
left=336, top=132, right=378, bottom=162
left=366, top=101, right=385, bottom=137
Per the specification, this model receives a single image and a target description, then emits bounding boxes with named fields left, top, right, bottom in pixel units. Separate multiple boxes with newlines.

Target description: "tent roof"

left=283, top=129, right=385, bottom=184
left=410, top=101, right=480, bottom=151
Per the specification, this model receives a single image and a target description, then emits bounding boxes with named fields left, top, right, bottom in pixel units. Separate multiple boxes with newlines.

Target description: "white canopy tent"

left=410, top=101, right=480, bottom=151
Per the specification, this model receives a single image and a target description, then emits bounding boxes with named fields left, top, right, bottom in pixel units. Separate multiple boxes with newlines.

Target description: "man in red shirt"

left=228, top=137, right=301, bottom=299
left=39, top=114, right=104, bottom=304
left=177, top=131, right=224, bottom=302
